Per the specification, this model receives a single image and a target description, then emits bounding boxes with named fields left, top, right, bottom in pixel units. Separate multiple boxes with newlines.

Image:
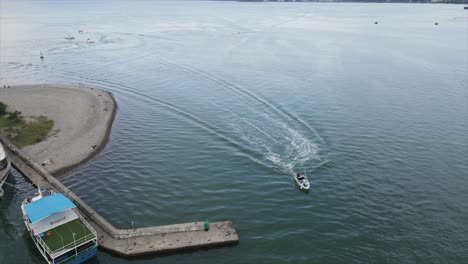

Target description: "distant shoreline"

left=0, top=84, right=117, bottom=176
left=234, top=0, right=467, bottom=4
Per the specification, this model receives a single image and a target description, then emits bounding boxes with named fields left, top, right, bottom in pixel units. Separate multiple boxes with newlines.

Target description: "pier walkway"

left=0, top=136, right=239, bottom=256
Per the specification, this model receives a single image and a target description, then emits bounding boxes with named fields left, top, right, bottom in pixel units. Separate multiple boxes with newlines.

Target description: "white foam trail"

left=233, top=114, right=320, bottom=174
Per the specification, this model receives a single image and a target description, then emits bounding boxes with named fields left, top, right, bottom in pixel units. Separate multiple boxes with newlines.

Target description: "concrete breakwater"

left=0, top=136, right=239, bottom=256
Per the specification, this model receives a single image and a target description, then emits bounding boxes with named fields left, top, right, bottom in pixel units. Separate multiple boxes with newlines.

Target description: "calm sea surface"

left=1, top=1, right=467, bottom=263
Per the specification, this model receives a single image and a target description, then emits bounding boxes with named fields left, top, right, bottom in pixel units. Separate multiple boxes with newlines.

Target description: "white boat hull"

left=293, top=174, right=310, bottom=191
left=0, top=145, right=11, bottom=198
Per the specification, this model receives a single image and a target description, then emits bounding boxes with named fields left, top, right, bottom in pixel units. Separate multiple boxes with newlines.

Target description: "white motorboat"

left=86, top=38, right=95, bottom=44
left=65, top=35, right=75, bottom=40
left=293, top=172, right=310, bottom=191
left=0, top=142, right=11, bottom=198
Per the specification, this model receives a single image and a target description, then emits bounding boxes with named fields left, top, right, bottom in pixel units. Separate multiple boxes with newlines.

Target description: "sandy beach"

left=0, top=84, right=116, bottom=175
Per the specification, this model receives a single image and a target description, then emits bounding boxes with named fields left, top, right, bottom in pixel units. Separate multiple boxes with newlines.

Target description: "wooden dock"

left=0, top=136, right=239, bottom=256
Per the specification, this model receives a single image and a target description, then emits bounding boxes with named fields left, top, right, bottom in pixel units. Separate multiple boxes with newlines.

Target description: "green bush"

left=0, top=109, right=54, bottom=148
left=0, top=102, right=6, bottom=116
left=8, top=111, right=21, bottom=120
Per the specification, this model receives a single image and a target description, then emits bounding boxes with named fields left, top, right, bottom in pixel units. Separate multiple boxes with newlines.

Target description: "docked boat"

left=21, top=188, right=98, bottom=264
left=0, top=142, right=12, bottom=198
left=293, top=172, right=310, bottom=191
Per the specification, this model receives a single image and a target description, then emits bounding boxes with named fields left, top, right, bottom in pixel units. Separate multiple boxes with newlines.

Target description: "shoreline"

left=52, top=90, right=117, bottom=176
left=0, top=84, right=117, bottom=176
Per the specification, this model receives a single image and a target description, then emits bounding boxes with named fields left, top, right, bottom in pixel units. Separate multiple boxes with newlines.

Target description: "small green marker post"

left=204, top=220, right=209, bottom=231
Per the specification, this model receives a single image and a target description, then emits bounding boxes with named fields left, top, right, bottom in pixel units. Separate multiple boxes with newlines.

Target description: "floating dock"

left=0, top=136, right=239, bottom=256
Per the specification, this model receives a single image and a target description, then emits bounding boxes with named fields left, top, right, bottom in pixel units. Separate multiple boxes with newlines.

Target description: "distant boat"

left=293, top=172, right=310, bottom=191
left=21, top=187, right=98, bottom=264
left=40, top=52, right=44, bottom=59
left=65, top=35, right=75, bottom=40
left=78, top=29, right=84, bottom=34
left=86, top=38, right=95, bottom=44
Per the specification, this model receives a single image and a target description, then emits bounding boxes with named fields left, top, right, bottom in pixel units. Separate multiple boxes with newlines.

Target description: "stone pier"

left=0, top=136, right=239, bottom=256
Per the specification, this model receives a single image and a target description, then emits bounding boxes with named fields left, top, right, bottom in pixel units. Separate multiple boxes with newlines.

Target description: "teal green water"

left=1, top=1, right=467, bottom=263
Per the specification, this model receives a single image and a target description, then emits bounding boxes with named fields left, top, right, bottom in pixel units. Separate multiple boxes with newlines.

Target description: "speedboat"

left=21, top=187, right=98, bottom=264
left=86, top=38, right=95, bottom=44
left=293, top=172, right=310, bottom=191
left=0, top=142, right=11, bottom=198
left=65, top=35, right=75, bottom=40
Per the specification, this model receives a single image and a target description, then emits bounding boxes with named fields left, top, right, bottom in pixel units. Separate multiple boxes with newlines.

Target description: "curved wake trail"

left=134, top=53, right=326, bottom=173
left=50, top=45, right=327, bottom=175
left=133, top=52, right=326, bottom=146
left=52, top=70, right=274, bottom=168
left=241, top=117, right=321, bottom=174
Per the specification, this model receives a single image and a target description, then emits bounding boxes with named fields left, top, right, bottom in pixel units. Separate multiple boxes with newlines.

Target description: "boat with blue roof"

left=21, top=187, right=98, bottom=264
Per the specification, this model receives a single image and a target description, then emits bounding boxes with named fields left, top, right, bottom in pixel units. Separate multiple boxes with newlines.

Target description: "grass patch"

left=42, top=218, right=93, bottom=252
left=0, top=101, right=54, bottom=148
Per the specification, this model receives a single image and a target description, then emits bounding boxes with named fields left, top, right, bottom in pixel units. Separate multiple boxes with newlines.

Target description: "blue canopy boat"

left=21, top=188, right=98, bottom=264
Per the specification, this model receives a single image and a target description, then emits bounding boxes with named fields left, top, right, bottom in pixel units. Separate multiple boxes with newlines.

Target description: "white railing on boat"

left=78, top=214, right=97, bottom=239
left=36, top=215, right=97, bottom=258
left=55, top=243, right=97, bottom=264
left=36, top=231, right=96, bottom=258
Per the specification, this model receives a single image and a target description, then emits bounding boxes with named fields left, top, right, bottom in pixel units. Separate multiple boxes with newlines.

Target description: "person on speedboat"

left=296, top=173, right=305, bottom=181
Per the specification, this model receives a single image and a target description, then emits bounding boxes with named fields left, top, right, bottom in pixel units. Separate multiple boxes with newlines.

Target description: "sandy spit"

left=0, top=84, right=116, bottom=175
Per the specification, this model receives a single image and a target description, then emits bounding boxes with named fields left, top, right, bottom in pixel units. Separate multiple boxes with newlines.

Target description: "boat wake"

left=37, top=33, right=327, bottom=176
left=54, top=55, right=326, bottom=175
left=233, top=113, right=323, bottom=175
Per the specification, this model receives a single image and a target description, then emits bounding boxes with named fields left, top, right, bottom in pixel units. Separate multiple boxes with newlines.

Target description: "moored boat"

left=0, top=142, right=12, bottom=198
left=21, top=188, right=98, bottom=264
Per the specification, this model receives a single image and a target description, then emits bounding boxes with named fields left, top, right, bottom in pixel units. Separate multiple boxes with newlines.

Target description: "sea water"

left=0, top=1, right=467, bottom=263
